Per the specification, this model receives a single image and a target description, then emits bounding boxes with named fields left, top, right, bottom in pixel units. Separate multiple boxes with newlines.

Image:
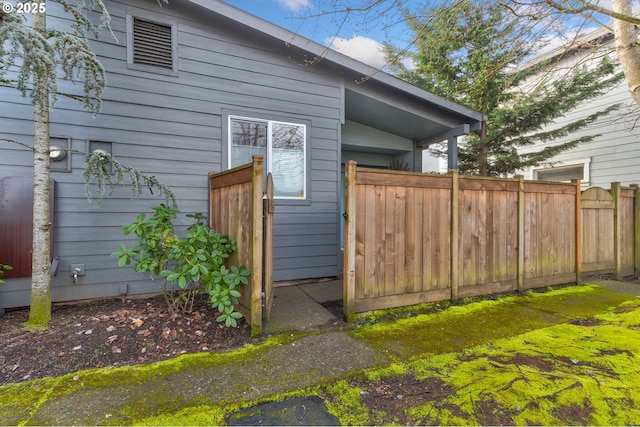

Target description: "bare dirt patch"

left=0, top=293, right=254, bottom=385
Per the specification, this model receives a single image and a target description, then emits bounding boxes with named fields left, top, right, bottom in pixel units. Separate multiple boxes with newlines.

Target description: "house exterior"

left=0, top=0, right=484, bottom=309
left=518, top=29, right=640, bottom=188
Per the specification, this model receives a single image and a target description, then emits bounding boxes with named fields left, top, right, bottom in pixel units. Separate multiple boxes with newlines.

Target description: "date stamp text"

left=2, top=2, right=46, bottom=14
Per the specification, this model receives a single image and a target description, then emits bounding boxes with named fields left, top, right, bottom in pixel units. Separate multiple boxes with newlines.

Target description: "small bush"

left=112, top=204, right=250, bottom=327
left=0, top=263, right=13, bottom=284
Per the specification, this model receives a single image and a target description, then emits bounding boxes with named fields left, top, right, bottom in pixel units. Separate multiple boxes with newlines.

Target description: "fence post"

left=632, top=184, right=640, bottom=277
left=343, top=161, right=357, bottom=317
left=612, top=182, right=621, bottom=280
left=450, top=170, right=459, bottom=302
left=572, top=179, right=582, bottom=284
left=250, top=156, right=264, bottom=334
left=517, top=175, right=525, bottom=292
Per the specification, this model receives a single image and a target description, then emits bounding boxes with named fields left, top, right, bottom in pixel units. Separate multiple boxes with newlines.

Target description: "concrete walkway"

left=1, top=277, right=638, bottom=425
left=265, top=279, right=342, bottom=333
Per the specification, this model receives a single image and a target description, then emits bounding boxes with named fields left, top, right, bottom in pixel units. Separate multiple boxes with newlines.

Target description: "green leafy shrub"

left=0, top=263, right=13, bottom=284
left=112, top=204, right=250, bottom=327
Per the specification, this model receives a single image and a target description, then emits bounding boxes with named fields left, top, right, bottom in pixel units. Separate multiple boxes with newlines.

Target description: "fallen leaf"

left=106, top=325, right=116, bottom=332
left=72, top=345, right=82, bottom=351
left=131, top=318, right=144, bottom=328
left=106, top=335, right=118, bottom=344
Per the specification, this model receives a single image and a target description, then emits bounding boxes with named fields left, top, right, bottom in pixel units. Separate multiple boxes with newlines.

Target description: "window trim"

left=126, top=12, right=178, bottom=76
left=228, top=115, right=308, bottom=201
left=532, top=157, right=591, bottom=186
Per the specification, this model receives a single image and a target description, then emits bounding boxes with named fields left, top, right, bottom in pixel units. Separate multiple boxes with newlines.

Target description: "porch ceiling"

left=345, top=90, right=456, bottom=142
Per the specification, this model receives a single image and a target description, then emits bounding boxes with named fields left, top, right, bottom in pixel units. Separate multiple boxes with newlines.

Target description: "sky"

left=221, top=0, right=616, bottom=70
left=223, top=0, right=394, bottom=69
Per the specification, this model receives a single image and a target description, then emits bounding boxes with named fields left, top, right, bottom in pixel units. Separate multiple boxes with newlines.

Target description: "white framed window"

left=126, top=14, right=178, bottom=75
left=533, top=158, right=591, bottom=186
left=229, top=116, right=307, bottom=199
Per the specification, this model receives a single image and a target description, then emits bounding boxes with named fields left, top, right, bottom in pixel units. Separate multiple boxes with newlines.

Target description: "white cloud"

left=276, top=0, right=311, bottom=11
left=325, top=35, right=388, bottom=69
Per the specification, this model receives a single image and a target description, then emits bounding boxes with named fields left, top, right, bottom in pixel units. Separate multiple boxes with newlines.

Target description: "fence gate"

left=581, top=187, right=615, bottom=274
left=209, top=156, right=273, bottom=334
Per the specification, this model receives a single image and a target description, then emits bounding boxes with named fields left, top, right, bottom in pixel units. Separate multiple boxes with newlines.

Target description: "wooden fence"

left=209, top=156, right=273, bottom=334
left=343, top=161, right=639, bottom=316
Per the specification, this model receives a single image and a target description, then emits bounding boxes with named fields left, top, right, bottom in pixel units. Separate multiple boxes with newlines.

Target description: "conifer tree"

left=387, top=0, right=624, bottom=176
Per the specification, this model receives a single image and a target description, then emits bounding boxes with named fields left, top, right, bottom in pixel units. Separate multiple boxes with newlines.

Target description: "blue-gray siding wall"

left=0, top=0, right=342, bottom=307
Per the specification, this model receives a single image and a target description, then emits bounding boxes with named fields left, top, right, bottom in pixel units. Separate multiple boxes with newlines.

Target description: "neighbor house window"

left=533, top=158, right=591, bottom=185
left=229, top=116, right=306, bottom=199
left=127, top=14, right=177, bottom=74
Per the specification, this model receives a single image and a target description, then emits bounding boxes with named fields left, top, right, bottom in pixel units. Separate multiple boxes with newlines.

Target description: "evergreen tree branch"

left=82, top=150, right=177, bottom=209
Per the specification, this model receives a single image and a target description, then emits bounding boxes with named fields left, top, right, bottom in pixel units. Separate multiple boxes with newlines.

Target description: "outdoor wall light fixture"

left=92, top=148, right=111, bottom=162
left=49, top=146, right=67, bottom=161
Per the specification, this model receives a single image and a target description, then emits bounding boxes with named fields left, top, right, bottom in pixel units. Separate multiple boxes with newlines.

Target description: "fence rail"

left=343, top=161, right=638, bottom=316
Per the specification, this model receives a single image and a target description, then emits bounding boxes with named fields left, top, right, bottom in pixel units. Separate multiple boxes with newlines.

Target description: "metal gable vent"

left=133, top=18, right=173, bottom=69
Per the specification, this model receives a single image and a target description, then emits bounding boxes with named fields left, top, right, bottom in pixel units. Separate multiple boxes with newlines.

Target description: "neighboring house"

left=0, top=0, right=484, bottom=309
left=518, top=29, right=640, bottom=188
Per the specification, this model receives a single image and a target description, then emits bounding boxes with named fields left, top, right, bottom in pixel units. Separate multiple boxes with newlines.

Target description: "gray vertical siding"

left=0, top=0, right=342, bottom=307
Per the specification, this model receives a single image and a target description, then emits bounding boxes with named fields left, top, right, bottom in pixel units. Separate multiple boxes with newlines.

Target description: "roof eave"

left=189, top=0, right=486, bottom=124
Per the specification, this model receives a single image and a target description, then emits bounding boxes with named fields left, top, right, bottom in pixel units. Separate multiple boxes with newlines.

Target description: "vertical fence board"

left=634, top=185, right=640, bottom=276
left=384, top=186, right=396, bottom=296
left=612, top=182, right=622, bottom=278
left=619, top=188, right=635, bottom=276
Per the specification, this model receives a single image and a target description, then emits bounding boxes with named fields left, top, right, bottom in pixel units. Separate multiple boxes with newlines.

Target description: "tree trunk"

left=28, top=2, right=52, bottom=328
left=612, top=0, right=640, bottom=107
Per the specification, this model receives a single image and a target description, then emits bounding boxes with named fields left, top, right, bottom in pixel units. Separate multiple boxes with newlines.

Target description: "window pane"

left=231, top=119, right=267, bottom=168
left=537, top=166, right=583, bottom=182
left=271, top=123, right=305, bottom=198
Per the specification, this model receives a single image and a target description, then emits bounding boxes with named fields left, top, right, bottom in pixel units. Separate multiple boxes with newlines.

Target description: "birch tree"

left=30, top=2, right=52, bottom=326
left=611, top=0, right=640, bottom=107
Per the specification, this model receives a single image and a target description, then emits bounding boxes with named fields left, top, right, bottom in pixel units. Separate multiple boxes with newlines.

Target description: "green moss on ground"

left=351, top=284, right=634, bottom=360
left=0, top=334, right=302, bottom=426
left=324, top=291, right=640, bottom=425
